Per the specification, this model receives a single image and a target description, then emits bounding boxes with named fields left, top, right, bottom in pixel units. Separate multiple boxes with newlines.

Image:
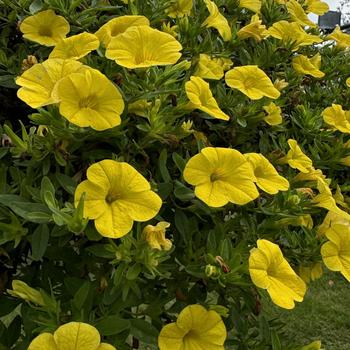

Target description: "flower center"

left=79, top=95, right=98, bottom=109
left=244, top=77, right=257, bottom=89
left=105, top=192, right=121, bottom=204
left=38, top=26, right=53, bottom=37
left=210, top=168, right=226, bottom=182
left=183, top=330, right=200, bottom=345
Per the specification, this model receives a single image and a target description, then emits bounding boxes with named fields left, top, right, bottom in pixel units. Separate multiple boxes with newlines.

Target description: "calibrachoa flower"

left=249, top=239, right=307, bottom=309
left=202, top=0, right=231, bottom=41
left=74, top=160, right=162, bottom=238
left=237, top=14, right=269, bottom=42
left=142, top=222, right=172, bottom=250
left=225, top=65, right=280, bottom=100
left=239, top=0, right=262, bottom=13
left=322, top=104, right=350, bottom=133
left=326, top=26, right=350, bottom=48
left=321, top=224, right=350, bottom=281
left=263, top=102, right=282, bottom=125
left=95, top=15, right=150, bottom=47
left=49, top=32, right=100, bottom=60
left=301, top=341, right=322, bottom=350
left=278, top=139, right=313, bottom=173
left=305, top=0, right=329, bottom=15
left=292, top=53, right=325, bottom=78
left=286, top=0, right=316, bottom=28
left=158, top=304, right=227, bottom=350
left=166, top=0, right=193, bottom=18
left=28, top=322, right=116, bottom=350
left=298, top=263, right=323, bottom=284
left=19, top=10, right=70, bottom=46
left=105, top=25, right=182, bottom=69
left=185, top=76, right=230, bottom=120
left=16, top=58, right=85, bottom=108
left=183, top=147, right=259, bottom=207
left=244, top=153, right=289, bottom=194
left=56, top=69, right=124, bottom=130
left=194, top=54, right=227, bottom=80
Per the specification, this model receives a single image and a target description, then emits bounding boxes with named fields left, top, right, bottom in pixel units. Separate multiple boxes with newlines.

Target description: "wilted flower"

left=142, top=222, right=172, bottom=250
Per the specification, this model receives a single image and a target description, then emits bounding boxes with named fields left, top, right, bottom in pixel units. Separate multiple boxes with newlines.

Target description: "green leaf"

left=172, top=152, right=187, bottom=173
left=31, top=224, right=49, bottom=261
left=126, top=264, right=142, bottom=281
left=158, top=149, right=171, bottom=182
left=129, top=319, right=159, bottom=345
left=86, top=244, right=116, bottom=259
left=95, top=316, right=130, bottom=336
left=55, top=173, right=76, bottom=195
left=173, top=181, right=194, bottom=201
left=73, top=281, right=91, bottom=310
left=40, top=176, right=55, bottom=203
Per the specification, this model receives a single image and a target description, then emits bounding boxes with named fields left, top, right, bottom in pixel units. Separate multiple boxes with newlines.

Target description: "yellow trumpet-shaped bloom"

left=95, top=15, right=150, bottom=47
left=322, top=104, right=350, bottom=133
left=185, top=76, right=230, bottom=120
left=158, top=304, right=227, bottom=350
left=263, top=102, right=283, bottom=125
left=279, top=139, right=313, bottom=173
left=292, top=53, right=325, bottom=78
left=202, top=0, right=232, bottom=41
left=20, top=10, right=69, bottom=46
left=245, top=153, right=289, bottom=194
left=298, top=263, right=323, bottom=283
left=225, top=65, right=280, bottom=100
left=56, top=69, right=124, bottom=131
left=321, top=224, right=350, bottom=282
left=194, top=54, right=232, bottom=80
left=326, top=26, right=350, bottom=49
left=268, top=21, right=322, bottom=51
left=49, top=32, right=100, bottom=60
left=16, top=58, right=85, bottom=108
left=249, top=239, right=307, bottom=309
left=239, top=0, right=262, bottom=13
left=106, top=25, right=182, bottom=68
left=166, top=0, right=193, bottom=18
left=28, top=322, right=116, bottom=350
left=75, top=159, right=162, bottom=238
left=142, top=222, right=172, bottom=250
left=183, top=147, right=259, bottom=207
left=286, top=0, right=316, bottom=28
left=305, top=0, right=329, bottom=15
left=237, top=14, right=269, bottom=42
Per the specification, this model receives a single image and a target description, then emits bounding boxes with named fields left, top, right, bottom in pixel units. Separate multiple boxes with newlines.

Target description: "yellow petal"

left=239, top=0, right=262, bottom=13
left=286, top=0, right=316, bottom=28
left=53, top=322, right=100, bottom=350
left=158, top=323, right=186, bottom=350
left=28, top=333, right=57, bottom=350
left=167, top=0, right=193, bottom=18
left=322, top=104, right=350, bottom=133
left=292, top=54, right=325, bottom=78
left=49, top=33, right=100, bottom=60
left=106, top=25, right=182, bottom=69
left=194, top=54, right=225, bottom=80
left=96, top=15, right=150, bottom=47
left=185, top=76, right=230, bottom=120
left=225, top=65, right=280, bottom=100
left=263, top=102, right=282, bottom=125
left=97, top=344, right=116, bottom=350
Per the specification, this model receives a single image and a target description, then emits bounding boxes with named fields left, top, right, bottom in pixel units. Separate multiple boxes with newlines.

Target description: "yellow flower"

left=56, top=69, right=124, bottom=130
left=16, top=58, right=84, bottom=108
left=158, top=304, right=227, bottom=350
left=166, top=0, right=193, bottom=18
left=346, top=77, right=350, bottom=87
left=305, top=0, right=329, bottom=15
left=49, top=32, right=100, bottom=60
left=161, top=22, right=179, bottom=37
left=334, top=185, right=349, bottom=209
left=301, top=341, right=322, bottom=350
left=292, top=53, right=325, bottom=78
left=239, top=0, right=262, bottom=13
left=263, top=102, right=282, bottom=125
left=142, top=222, right=172, bottom=250
left=273, top=78, right=289, bottom=91
left=237, top=14, right=269, bottom=42
left=318, top=211, right=350, bottom=236
left=275, top=215, right=313, bottom=229
left=278, top=139, right=313, bottom=173
left=183, top=147, right=258, bottom=207
left=326, top=26, right=350, bottom=49
left=322, top=104, right=350, bottom=133
left=202, top=0, right=232, bottom=41
left=298, top=263, right=323, bottom=283
left=245, top=153, right=289, bottom=194
left=292, top=167, right=325, bottom=183
left=105, top=25, right=182, bottom=69
left=75, top=160, right=162, bottom=238
left=28, top=322, right=115, bottom=350
left=225, top=65, right=280, bottom=100
left=194, top=54, right=226, bottom=80
left=20, top=10, right=70, bottom=46
left=185, top=76, right=230, bottom=121
left=215, top=57, right=234, bottom=71
left=7, top=280, right=45, bottom=306
left=95, top=15, right=150, bottom=47
left=321, top=224, right=350, bottom=282
left=249, top=239, right=307, bottom=309
left=286, top=0, right=316, bottom=28
left=268, top=21, right=322, bottom=51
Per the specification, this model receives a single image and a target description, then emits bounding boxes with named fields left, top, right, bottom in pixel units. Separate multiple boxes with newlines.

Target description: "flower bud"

left=7, top=280, right=45, bottom=306
left=205, top=264, right=220, bottom=278
left=142, top=222, right=172, bottom=251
